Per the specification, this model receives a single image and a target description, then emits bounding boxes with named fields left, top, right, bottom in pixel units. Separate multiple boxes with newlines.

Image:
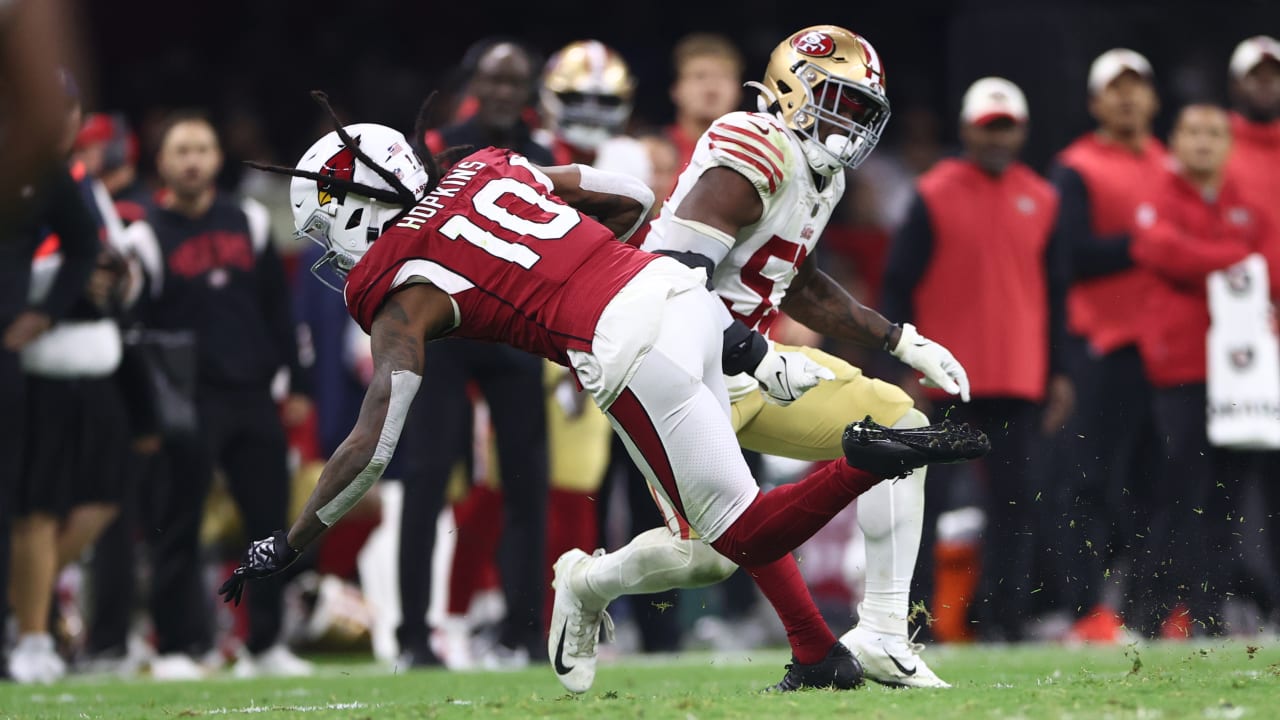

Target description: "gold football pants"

left=731, top=344, right=915, bottom=461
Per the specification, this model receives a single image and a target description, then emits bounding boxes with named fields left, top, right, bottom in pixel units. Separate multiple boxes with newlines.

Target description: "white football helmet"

left=750, top=25, right=891, bottom=175
left=290, top=123, right=431, bottom=289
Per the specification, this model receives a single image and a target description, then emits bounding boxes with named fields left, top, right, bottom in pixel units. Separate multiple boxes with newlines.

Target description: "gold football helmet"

left=753, top=25, right=891, bottom=174
left=541, top=40, right=636, bottom=151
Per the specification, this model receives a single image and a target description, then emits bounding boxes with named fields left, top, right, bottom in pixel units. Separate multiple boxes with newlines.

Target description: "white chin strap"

left=802, top=134, right=856, bottom=177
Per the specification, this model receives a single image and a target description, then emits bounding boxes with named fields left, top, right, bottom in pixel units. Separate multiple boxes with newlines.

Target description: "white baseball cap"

left=1088, top=48, right=1154, bottom=95
left=960, top=77, right=1028, bottom=125
left=1230, top=35, right=1280, bottom=80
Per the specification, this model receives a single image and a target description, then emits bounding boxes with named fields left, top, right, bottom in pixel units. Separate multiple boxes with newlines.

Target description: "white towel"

left=1206, top=253, right=1280, bottom=449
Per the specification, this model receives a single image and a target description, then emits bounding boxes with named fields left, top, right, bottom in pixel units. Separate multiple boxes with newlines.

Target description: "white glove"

left=753, top=344, right=836, bottom=406
left=890, top=323, right=971, bottom=402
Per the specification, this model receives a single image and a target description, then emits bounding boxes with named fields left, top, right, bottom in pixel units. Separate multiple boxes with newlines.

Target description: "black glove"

left=217, top=529, right=299, bottom=606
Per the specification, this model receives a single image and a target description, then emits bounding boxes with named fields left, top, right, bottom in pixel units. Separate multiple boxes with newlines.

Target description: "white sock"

left=854, top=408, right=928, bottom=637
left=579, top=527, right=737, bottom=609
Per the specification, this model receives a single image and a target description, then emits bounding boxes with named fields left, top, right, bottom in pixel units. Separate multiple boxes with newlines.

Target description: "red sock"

left=746, top=554, right=836, bottom=665
left=544, top=488, right=600, bottom=630
left=712, top=460, right=878, bottom=565
left=448, top=486, right=504, bottom=615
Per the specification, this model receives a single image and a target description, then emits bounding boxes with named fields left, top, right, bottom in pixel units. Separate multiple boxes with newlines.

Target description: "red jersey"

left=665, top=123, right=699, bottom=171
left=1131, top=169, right=1280, bottom=388
left=344, top=147, right=658, bottom=363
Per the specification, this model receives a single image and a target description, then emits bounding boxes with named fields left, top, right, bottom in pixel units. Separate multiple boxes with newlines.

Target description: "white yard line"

left=205, top=702, right=372, bottom=715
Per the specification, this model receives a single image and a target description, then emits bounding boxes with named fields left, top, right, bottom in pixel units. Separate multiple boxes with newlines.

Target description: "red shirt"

left=1056, top=133, right=1168, bottom=354
left=1131, top=169, right=1280, bottom=388
left=912, top=159, right=1060, bottom=401
left=1226, top=112, right=1280, bottom=234
left=344, top=147, right=657, bottom=363
left=665, top=123, right=699, bottom=171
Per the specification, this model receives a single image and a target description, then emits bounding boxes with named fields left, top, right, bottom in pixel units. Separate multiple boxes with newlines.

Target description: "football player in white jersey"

left=537, top=39, right=636, bottom=166
left=538, top=39, right=678, bottom=224
left=549, top=25, right=971, bottom=691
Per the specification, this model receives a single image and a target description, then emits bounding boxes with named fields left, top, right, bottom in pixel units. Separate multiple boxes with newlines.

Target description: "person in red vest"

left=664, top=33, right=744, bottom=168
left=883, top=77, right=1069, bottom=642
left=1046, top=49, right=1167, bottom=643
left=1130, top=103, right=1280, bottom=638
left=1226, top=36, right=1280, bottom=233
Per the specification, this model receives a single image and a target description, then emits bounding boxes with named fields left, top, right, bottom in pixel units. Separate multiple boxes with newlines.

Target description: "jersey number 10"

left=439, top=177, right=581, bottom=269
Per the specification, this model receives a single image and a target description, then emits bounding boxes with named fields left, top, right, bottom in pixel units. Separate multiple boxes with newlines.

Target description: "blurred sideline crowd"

left=2, top=14, right=1280, bottom=685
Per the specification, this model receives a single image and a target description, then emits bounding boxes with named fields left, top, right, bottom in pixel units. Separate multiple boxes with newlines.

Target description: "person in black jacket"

left=124, top=111, right=313, bottom=679
left=0, top=66, right=99, bottom=682
left=399, top=38, right=553, bottom=668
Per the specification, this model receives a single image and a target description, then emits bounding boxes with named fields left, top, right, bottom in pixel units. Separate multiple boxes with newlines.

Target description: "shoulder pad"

left=705, top=112, right=790, bottom=196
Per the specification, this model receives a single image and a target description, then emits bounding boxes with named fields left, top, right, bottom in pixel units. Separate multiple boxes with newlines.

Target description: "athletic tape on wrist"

left=576, top=164, right=654, bottom=241
left=317, top=370, right=422, bottom=526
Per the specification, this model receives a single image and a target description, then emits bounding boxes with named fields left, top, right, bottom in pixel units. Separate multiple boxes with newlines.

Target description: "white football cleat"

left=432, top=615, right=476, bottom=670
left=547, top=548, right=614, bottom=693
left=149, top=653, right=208, bottom=681
left=840, top=625, right=951, bottom=688
left=231, top=644, right=315, bottom=678
left=478, top=643, right=530, bottom=671
left=7, top=634, right=66, bottom=684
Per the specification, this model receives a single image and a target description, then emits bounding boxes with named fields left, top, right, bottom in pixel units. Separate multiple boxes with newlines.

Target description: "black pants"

left=86, top=449, right=157, bottom=656
left=918, top=398, right=1043, bottom=641
left=1137, top=384, right=1280, bottom=634
left=0, top=347, right=23, bottom=663
left=1053, top=340, right=1159, bottom=619
left=150, top=384, right=290, bottom=655
left=397, top=339, right=548, bottom=658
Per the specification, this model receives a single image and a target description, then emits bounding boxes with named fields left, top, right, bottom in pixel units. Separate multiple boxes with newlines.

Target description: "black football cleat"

left=842, top=415, right=990, bottom=479
left=766, top=641, right=865, bottom=692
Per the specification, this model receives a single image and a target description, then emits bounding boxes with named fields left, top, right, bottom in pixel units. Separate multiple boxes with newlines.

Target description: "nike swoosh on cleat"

left=886, top=651, right=917, bottom=676
left=553, top=620, right=575, bottom=676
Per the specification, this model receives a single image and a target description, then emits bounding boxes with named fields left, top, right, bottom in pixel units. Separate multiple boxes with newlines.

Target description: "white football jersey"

left=644, top=111, right=844, bottom=335
left=642, top=111, right=845, bottom=398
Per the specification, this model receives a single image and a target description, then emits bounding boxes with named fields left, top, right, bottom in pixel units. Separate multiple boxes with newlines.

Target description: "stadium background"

left=74, top=0, right=1276, bottom=176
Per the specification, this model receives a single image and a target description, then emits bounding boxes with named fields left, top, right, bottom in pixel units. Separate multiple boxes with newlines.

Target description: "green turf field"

left=0, top=639, right=1276, bottom=719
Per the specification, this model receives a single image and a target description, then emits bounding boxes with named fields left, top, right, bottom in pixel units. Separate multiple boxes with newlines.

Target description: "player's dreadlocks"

left=410, top=91, right=473, bottom=181
left=246, top=90, right=467, bottom=208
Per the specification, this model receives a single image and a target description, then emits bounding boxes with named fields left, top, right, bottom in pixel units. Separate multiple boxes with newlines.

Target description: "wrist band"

left=882, top=323, right=901, bottom=352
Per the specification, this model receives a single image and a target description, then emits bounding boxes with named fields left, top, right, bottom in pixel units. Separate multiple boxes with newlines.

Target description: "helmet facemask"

left=546, top=90, right=633, bottom=150
left=787, top=63, right=890, bottom=175
left=755, top=26, right=892, bottom=176
left=296, top=206, right=395, bottom=292
left=295, top=212, right=347, bottom=292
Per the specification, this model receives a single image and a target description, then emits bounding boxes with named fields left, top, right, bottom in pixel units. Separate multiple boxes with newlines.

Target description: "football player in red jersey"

left=217, top=94, right=987, bottom=692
